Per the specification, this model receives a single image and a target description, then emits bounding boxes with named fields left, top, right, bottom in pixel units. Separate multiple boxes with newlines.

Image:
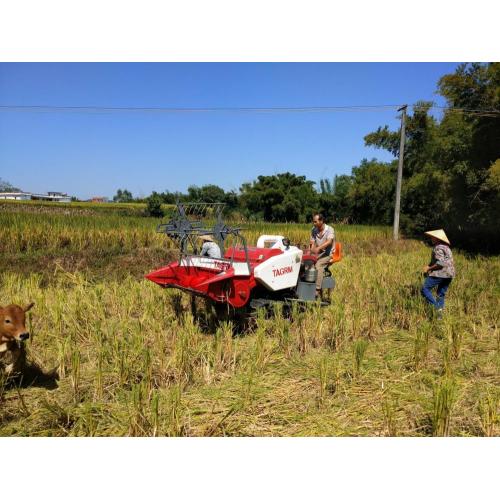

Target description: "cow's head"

left=0, top=303, right=34, bottom=344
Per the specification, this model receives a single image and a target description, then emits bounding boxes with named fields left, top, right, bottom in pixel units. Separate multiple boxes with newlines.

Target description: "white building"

left=0, top=192, right=32, bottom=201
left=0, top=191, right=71, bottom=202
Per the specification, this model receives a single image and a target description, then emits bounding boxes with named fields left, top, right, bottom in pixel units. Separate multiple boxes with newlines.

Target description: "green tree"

left=318, top=174, right=353, bottom=222
left=364, top=101, right=439, bottom=177
left=113, top=188, right=133, bottom=203
left=186, top=184, right=226, bottom=203
left=0, top=178, right=21, bottom=193
left=437, top=63, right=500, bottom=242
left=239, top=173, right=318, bottom=222
left=160, top=190, right=185, bottom=204
left=183, top=184, right=237, bottom=210
left=348, top=159, right=396, bottom=224
left=145, top=192, right=165, bottom=218
left=400, top=163, right=451, bottom=234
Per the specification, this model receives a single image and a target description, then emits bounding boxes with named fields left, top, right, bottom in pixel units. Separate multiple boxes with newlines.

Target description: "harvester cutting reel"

left=156, top=202, right=250, bottom=269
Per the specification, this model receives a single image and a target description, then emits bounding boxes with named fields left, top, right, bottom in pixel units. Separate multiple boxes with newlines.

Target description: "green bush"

left=146, top=193, right=165, bottom=218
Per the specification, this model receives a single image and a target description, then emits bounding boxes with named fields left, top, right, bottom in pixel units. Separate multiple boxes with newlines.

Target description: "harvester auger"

left=145, top=203, right=342, bottom=322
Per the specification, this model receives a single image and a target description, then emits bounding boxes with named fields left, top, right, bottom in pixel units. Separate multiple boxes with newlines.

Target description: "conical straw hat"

left=424, top=229, right=450, bottom=245
left=199, top=234, right=215, bottom=242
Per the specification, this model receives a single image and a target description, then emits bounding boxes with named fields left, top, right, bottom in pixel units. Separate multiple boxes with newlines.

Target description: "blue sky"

left=0, top=63, right=460, bottom=199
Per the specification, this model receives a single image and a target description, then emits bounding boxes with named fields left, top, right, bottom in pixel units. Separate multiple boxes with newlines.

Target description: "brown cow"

left=0, top=303, right=34, bottom=377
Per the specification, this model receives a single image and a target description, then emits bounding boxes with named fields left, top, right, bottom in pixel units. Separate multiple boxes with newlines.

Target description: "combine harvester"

left=146, top=203, right=342, bottom=319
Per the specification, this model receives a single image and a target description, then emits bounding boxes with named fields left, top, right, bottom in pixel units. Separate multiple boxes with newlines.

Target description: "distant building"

left=0, top=192, right=32, bottom=201
left=33, top=192, right=71, bottom=202
left=0, top=191, right=71, bottom=202
left=90, top=196, right=108, bottom=203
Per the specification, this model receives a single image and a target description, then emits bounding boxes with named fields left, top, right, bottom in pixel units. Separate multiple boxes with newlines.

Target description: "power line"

left=0, top=104, right=402, bottom=113
left=412, top=104, right=500, bottom=118
left=0, top=104, right=499, bottom=116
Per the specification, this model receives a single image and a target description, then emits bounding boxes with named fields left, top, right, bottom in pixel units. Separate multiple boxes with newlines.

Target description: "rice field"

left=0, top=203, right=498, bottom=436
left=0, top=209, right=390, bottom=254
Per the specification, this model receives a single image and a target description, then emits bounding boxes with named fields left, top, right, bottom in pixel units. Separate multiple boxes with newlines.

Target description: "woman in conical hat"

left=421, top=229, right=455, bottom=317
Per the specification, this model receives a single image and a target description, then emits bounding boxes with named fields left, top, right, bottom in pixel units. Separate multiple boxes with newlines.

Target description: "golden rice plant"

left=382, top=394, right=398, bottom=436
left=353, top=339, right=369, bottom=378
left=317, top=355, right=335, bottom=408
left=165, top=384, right=184, bottom=436
left=432, top=378, right=457, bottom=437
left=413, top=323, right=431, bottom=370
left=478, top=389, right=499, bottom=437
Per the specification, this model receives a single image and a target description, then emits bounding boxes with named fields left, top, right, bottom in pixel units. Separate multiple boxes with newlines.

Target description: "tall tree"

left=113, top=188, right=133, bottom=202
left=364, top=101, right=439, bottom=177
left=437, top=63, right=500, bottom=239
left=0, top=178, right=21, bottom=193
left=348, top=159, right=396, bottom=224
left=239, top=173, right=317, bottom=222
left=318, top=174, right=353, bottom=222
left=184, top=184, right=238, bottom=210
left=145, top=191, right=165, bottom=218
left=187, top=184, right=224, bottom=203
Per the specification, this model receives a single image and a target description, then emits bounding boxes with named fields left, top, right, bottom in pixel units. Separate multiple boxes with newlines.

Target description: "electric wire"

left=0, top=104, right=499, bottom=117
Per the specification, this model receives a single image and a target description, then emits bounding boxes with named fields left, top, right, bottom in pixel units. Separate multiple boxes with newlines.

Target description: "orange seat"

left=330, top=242, right=342, bottom=263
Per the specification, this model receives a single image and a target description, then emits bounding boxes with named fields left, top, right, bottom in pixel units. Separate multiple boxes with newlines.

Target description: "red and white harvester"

left=146, top=203, right=341, bottom=317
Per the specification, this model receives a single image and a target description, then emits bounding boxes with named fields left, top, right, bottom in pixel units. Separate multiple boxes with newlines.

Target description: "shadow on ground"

left=6, top=362, right=60, bottom=391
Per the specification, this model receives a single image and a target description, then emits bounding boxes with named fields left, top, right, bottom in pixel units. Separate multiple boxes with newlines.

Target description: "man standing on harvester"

left=310, top=213, right=335, bottom=299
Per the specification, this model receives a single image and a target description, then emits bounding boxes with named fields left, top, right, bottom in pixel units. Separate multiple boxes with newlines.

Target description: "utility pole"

left=393, top=104, right=407, bottom=240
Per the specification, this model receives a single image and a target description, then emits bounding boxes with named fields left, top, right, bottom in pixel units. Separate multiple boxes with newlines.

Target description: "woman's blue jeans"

left=421, top=276, right=452, bottom=309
